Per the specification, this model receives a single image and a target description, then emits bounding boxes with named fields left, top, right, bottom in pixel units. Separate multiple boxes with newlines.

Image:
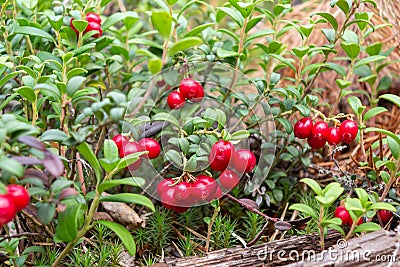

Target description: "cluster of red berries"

left=167, top=78, right=204, bottom=109
left=157, top=140, right=256, bottom=213
left=112, top=135, right=161, bottom=170
left=294, top=118, right=358, bottom=149
left=0, top=185, right=30, bottom=227
left=70, top=12, right=102, bottom=38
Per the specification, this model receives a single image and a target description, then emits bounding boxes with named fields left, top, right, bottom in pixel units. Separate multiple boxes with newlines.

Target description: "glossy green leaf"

left=167, top=37, right=203, bottom=55
left=300, top=178, right=322, bottom=196
left=289, top=203, right=318, bottom=218
left=151, top=11, right=172, bottom=40
left=369, top=202, right=397, bottom=212
left=184, top=23, right=214, bottom=37
left=100, top=193, right=155, bottom=211
left=364, top=107, right=387, bottom=121
left=380, top=94, right=400, bottom=108
left=14, top=26, right=55, bottom=42
left=96, top=220, right=136, bottom=256
left=98, top=177, right=146, bottom=193
left=313, top=12, right=338, bottom=30
left=77, top=142, right=102, bottom=182
left=354, top=222, right=381, bottom=233
left=55, top=203, right=84, bottom=242
left=216, top=6, right=244, bottom=27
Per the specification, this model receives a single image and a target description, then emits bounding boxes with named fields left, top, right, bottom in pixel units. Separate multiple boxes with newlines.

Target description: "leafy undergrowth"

left=0, top=0, right=399, bottom=266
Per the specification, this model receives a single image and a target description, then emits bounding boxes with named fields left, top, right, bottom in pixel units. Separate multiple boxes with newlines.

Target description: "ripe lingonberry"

left=207, top=184, right=222, bottom=201
left=307, top=133, right=326, bottom=149
left=209, top=140, right=235, bottom=171
left=311, top=121, right=329, bottom=141
left=219, top=169, right=240, bottom=191
left=157, top=179, right=173, bottom=197
left=179, top=78, right=201, bottom=100
left=167, top=91, right=185, bottom=109
left=0, top=195, right=16, bottom=225
left=191, top=85, right=204, bottom=103
left=191, top=175, right=217, bottom=202
left=339, top=120, right=358, bottom=143
left=120, top=141, right=142, bottom=170
left=138, top=138, right=161, bottom=159
left=294, top=118, right=313, bottom=139
left=6, top=185, right=30, bottom=211
left=112, top=134, right=129, bottom=151
left=231, top=149, right=256, bottom=173
left=86, top=21, right=102, bottom=37
left=326, top=127, right=342, bottom=146
left=334, top=206, right=352, bottom=225
left=86, top=12, right=102, bottom=24
left=378, top=210, right=393, bottom=224
left=174, top=181, right=191, bottom=201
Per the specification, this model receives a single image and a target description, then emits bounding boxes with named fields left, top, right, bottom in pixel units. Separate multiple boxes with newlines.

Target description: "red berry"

left=85, top=21, right=102, bottom=37
left=157, top=179, right=173, bottom=197
left=326, top=127, right=342, bottom=146
left=207, top=184, right=223, bottom=201
left=294, top=118, right=313, bottom=139
left=70, top=18, right=79, bottom=35
left=138, top=138, right=161, bottom=159
left=86, top=12, right=102, bottom=24
left=191, top=175, right=217, bottom=202
left=191, top=86, right=204, bottom=103
left=231, top=149, right=256, bottom=173
left=112, top=134, right=129, bottom=151
left=174, top=182, right=191, bottom=201
left=179, top=78, right=201, bottom=100
left=339, top=120, right=358, bottom=143
left=160, top=186, right=177, bottom=209
left=0, top=195, right=16, bottom=225
left=167, top=91, right=185, bottom=109
left=120, top=141, right=142, bottom=170
left=209, top=140, right=235, bottom=172
left=219, top=170, right=240, bottom=191
left=6, top=185, right=30, bottom=211
left=311, top=121, right=329, bottom=141
left=334, top=206, right=352, bottom=226
left=171, top=205, right=189, bottom=213
left=307, top=133, right=326, bottom=149
left=378, top=209, right=393, bottom=224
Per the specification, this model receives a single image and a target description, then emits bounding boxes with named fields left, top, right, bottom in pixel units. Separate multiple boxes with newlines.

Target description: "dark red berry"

left=86, top=12, right=102, bottom=24
left=209, top=140, right=235, bottom=172
left=0, top=195, right=16, bottom=225
left=138, top=138, right=161, bottom=159
left=160, top=186, right=177, bottom=209
left=378, top=210, right=393, bottom=224
left=174, top=182, right=191, bottom=201
left=191, top=175, right=217, bottom=202
left=311, top=121, right=329, bottom=141
left=157, top=179, right=173, bottom=197
left=334, top=206, right=352, bottom=225
left=85, top=21, right=102, bottom=37
left=326, top=127, right=342, bottom=146
left=112, top=134, right=129, bottom=151
left=339, top=120, right=358, bottom=143
left=307, top=133, right=326, bottom=149
left=191, top=86, right=204, bottom=103
left=120, top=141, right=142, bottom=170
left=171, top=205, right=189, bottom=213
left=167, top=91, right=185, bottom=109
left=179, top=78, right=201, bottom=100
left=231, top=149, right=256, bottom=173
left=219, top=170, right=240, bottom=191
left=206, top=184, right=223, bottom=201
left=294, top=118, right=313, bottom=139
left=6, top=185, right=30, bottom=211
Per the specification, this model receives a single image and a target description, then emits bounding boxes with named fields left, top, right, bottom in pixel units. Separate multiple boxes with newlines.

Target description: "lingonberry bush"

left=0, top=0, right=399, bottom=265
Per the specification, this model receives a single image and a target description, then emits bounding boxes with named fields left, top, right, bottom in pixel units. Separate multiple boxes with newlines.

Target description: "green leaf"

left=14, top=86, right=36, bottom=103
left=152, top=112, right=180, bottom=127
left=36, top=202, right=56, bottom=224
left=380, top=171, right=390, bottom=184
left=0, top=157, right=24, bottom=177
left=355, top=188, right=369, bottom=207
left=148, top=58, right=162, bottom=74
left=117, top=152, right=146, bottom=170
left=217, top=6, right=244, bottom=27
left=98, top=177, right=146, bottom=193
left=71, top=20, right=88, bottom=32
left=167, top=37, right=203, bottom=56
left=151, top=11, right=172, bottom=40
left=364, top=107, right=387, bottom=121
left=387, top=136, right=400, bottom=160
left=165, top=150, right=183, bottom=167
left=313, top=12, right=338, bottom=30
left=40, top=129, right=69, bottom=143
left=366, top=42, right=382, bottom=56
left=345, top=198, right=364, bottom=212
left=365, top=128, right=400, bottom=146
left=341, top=42, right=360, bottom=59
left=354, top=55, right=386, bottom=69
left=335, top=0, right=351, bottom=15
left=276, top=118, right=293, bottom=134
left=184, top=23, right=214, bottom=37
left=354, top=222, right=381, bottom=233
left=217, top=49, right=239, bottom=58
left=380, top=94, right=400, bottom=108
left=102, top=11, right=139, bottom=30
left=77, top=142, right=102, bottom=182
left=369, top=202, right=397, bottom=212
left=245, top=16, right=263, bottom=33
left=336, top=79, right=352, bottom=90
left=289, top=203, right=318, bottom=218
left=300, top=178, right=322, bottom=196
left=348, top=96, right=364, bottom=116
left=270, top=54, right=296, bottom=72
left=231, top=130, right=250, bottom=140
left=96, top=220, right=136, bottom=256
left=321, top=28, right=335, bottom=43
left=292, top=46, right=310, bottom=58
left=100, top=193, right=155, bottom=211
left=55, top=203, right=84, bottom=242
left=104, top=139, right=119, bottom=160
left=377, top=76, right=392, bottom=92
left=14, top=26, right=55, bottom=42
